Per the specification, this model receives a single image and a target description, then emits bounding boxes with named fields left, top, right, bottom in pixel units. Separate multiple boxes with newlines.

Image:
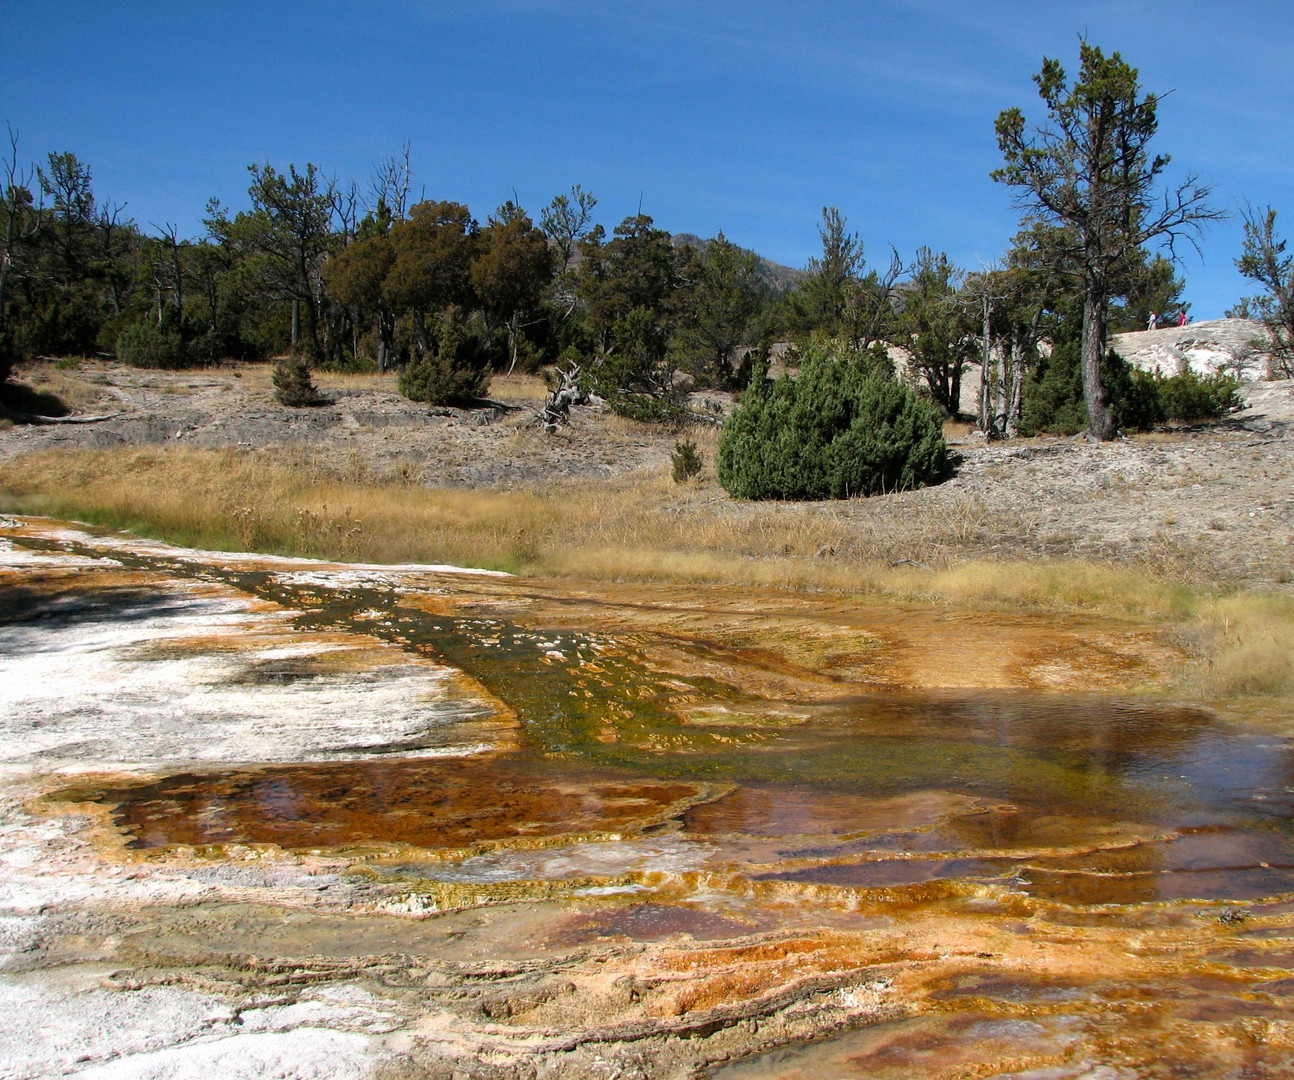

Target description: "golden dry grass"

left=2, top=442, right=1290, bottom=701
left=488, top=372, right=551, bottom=402
left=227, top=364, right=551, bottom=402
left=1182, top=594, right=1294, bottom=699
left=0, top=444, right=1160, bottom=597
left=312, top=369, right=392, bottom=393
left=942, top=419, right=977, bottom=441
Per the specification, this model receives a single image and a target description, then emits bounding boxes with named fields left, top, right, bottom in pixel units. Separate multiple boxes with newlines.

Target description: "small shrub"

left=1019, top=340, right=1155, bottom=435
left=717, top=345, right=947, bottom=500
left=116, top=322, right=187, bottom=369
left=671, top=438, right=703, bottom=483
left=272, top=351, right=326, bottom=407
left=398, top=308, right=492, bottom=405
left=1109, top=368, right=1240, bottom=429
left=1019, top=339, right=1238, bottom=434
left=1018, top=338, right=1089, bottom=436
left=1158, top=370, right=1241, bottom=422
left=185, top=328, right=232, bottom=367
left=585, top=306, right=683, bottom=422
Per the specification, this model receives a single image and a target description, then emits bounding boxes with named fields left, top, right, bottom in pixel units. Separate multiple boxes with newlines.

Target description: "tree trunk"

left=376, top=310, right=395, bottom=373
left=303, top=294, right=322, bottom=358
left=0, top=401, right=128, bottom=424
left=1007, top=339, right=1025, bottom=439
left=1081, top=276, right=1115, bottom=440
left=1007, top=307, right=1040, bottom=438
left=291, top=299, right=300, bottom=349
left=169, top=241, right=183, bottom=316
left=412, top=310, right=430, bottom=356
left=0, top=248, right=11, bottom=331
left=506, top=312, right=520, bottom=375
left=1003, top=327, right=1023, bottom=437
left=0, top=211, right=14, bottom=328
left=994, top=336, right=1008, bottom=431
left=978, top=295, right=992, bottom=435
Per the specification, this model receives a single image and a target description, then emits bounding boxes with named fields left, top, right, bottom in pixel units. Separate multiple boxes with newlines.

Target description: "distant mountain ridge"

left=671, top=233, right=806, bottom=294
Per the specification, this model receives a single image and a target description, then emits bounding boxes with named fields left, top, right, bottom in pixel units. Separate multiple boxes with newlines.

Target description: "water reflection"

left=99, top=692, right=1294, bottom=905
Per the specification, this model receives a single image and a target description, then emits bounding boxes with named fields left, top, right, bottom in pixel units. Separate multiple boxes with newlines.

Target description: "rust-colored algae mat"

left=3, top=515, right=1293, bottom=1078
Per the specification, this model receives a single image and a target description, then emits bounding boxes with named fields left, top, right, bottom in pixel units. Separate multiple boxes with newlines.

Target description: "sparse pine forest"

left=2, top=43, right=1289, bottom=500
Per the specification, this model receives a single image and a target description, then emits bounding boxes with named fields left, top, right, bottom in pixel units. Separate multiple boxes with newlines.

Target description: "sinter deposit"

left=3, top=519, right=1294, bottom=1077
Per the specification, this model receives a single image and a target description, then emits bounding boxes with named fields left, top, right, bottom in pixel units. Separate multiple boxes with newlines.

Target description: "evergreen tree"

left=1234, top=205, right=1294, bottom=376
left=397, top=306, right=491, bottom=405
left=718, top=343, right=946, bottom=500
left=994, top=41, right=1219, bottom=440
left=898, top=248, right=975, bottom=415
left=671, top=231, right=764, bottom=388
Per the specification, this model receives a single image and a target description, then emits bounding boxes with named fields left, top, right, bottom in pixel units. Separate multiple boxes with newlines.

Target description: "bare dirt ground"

left=2, top=360, right=1291, bottom=591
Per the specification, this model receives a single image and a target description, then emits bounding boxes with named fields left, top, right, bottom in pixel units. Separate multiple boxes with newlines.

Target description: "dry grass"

left=942, top=419, right=977, bottom=441
left=909, top=561, right=1195, bottom=619
left=4, top=362, right=112, bottom=414
left=1182, top=594, right=1294, bottom=699
left=312, top=369, right=392, bottom=393
left=220, top=364, right=550, bottom=404
left=220, top=363, right=392, bottom=396
left=3, top=443, right=1291, bottom=702
left=488, top=372, right=551, bottom=402
left=0, top=443, right=1215, bottom=618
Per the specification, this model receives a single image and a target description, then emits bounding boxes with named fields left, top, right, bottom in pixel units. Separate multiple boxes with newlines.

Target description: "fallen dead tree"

left=0, top=400, right=130, bottom=425
left=536, top=362, right=594, bottom=433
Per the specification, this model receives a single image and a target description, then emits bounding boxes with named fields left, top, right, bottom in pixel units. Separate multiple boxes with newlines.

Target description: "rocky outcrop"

left=1110, top=317, right=1271, bottom=378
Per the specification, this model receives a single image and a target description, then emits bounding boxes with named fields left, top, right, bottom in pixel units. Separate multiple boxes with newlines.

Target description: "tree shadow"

left=0, top=583, right=200, bottom=639
left=0, top=379, right=71, bottom=420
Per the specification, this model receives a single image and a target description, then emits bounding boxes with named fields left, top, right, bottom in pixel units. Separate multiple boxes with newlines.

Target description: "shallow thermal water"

left=4, top=517, right=1294, bottom=1078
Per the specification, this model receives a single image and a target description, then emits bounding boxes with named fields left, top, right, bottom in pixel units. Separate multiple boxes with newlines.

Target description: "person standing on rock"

left=1148, top=312, right=1158, bottom=330
left=1177, top=309, right=1188, bottom=326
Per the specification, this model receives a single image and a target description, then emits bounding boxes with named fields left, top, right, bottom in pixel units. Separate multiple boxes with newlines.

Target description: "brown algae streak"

left=107, top=757, right=712, bottom=853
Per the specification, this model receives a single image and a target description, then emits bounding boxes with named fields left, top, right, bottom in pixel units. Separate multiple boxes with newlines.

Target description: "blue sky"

left=4, top=1, right=1290, bottom=318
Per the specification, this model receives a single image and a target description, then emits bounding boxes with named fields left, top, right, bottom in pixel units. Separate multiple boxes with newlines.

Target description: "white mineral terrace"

left=0, top=527, right=522, bottom=1078
left=0, top=532, right=511, bottom=776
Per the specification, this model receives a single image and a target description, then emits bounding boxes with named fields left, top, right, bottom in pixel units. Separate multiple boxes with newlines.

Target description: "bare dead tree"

left=1, top=125, right=42, bottom=349
left=851, top=245, right=906, bottom=351
left=961, top=266, right=1009, bottom=436
left=152, top=222, right=185, bottom=321
left=371, top=142, right=413, bottom=224
left=332, top=178, right=362, bottom=244
left=536, top=362, right=591, bottom=433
